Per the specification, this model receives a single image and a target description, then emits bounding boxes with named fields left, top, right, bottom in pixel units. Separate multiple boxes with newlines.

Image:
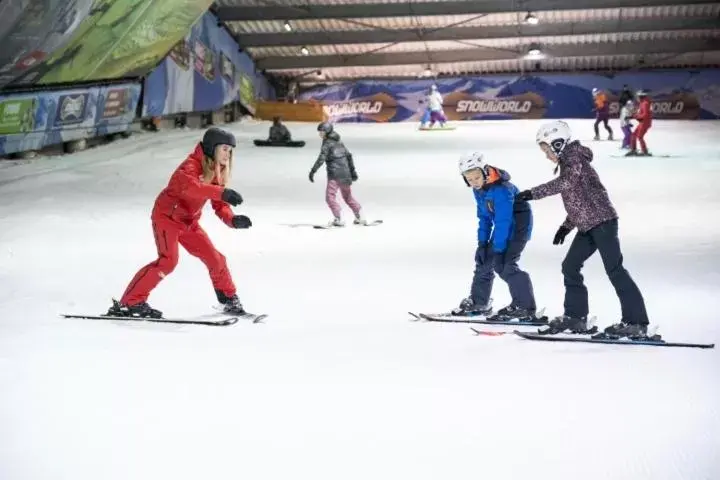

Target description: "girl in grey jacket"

left=309, top=122, right=365, bottom=227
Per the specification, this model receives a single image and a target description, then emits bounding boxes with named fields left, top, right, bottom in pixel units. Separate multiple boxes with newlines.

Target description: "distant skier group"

left=592, top=85, right=653, bottom=156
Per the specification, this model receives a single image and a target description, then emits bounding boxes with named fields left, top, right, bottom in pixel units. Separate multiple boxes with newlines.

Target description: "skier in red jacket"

left=627, top=90, right=652, bottom=156
left=107, top=127, right=252, bottom=319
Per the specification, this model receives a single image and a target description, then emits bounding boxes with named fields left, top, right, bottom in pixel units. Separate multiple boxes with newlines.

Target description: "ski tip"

left=251, top=314, right=269, bottom=324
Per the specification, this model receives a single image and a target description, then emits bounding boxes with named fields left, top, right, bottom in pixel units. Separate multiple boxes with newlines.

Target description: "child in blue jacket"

left=452, top=152, right=537, bottom=320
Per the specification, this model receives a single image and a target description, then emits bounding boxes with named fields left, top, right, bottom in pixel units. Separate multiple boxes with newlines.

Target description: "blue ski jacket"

left=473, top=166, right=533, bottom=253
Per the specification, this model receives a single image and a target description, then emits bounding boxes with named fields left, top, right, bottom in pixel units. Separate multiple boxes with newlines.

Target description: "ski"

left=418, top=126, right=456, bottom=131
left=313, top=220, right=383, bottom=229
left=62, top=312, right=267, bottom=326
left=513, top=330, right=714, bottom=349
left=409, top=310, right=548, bottom=326
left=610, top=153, right=676, bottom=158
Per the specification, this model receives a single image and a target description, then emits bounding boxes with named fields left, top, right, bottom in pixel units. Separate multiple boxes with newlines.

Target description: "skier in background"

left=452, top=152, right=537, bottom=321
left=618, top=84, right=634, bottom=106
left=619, top=100, right=634, bottom=150
left=592, top=88, right=613, bottom=141
left=309, top=122, right=366, bottom=227
left=107, top=127, right=252, bottom=319
left=418, top=97, right=432, bottom=129
left=515, top=120, right=650, bottom=339
left=627, top=90, right=653, bottom=156
left=426, top=84, right=447, bottom=128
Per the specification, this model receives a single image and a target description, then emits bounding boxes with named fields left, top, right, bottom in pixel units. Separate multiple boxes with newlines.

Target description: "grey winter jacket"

left=310, top=131, right=357, bottom=184
left=269, top=124, right=291, bottom=142
left=530, top=140, right=618, bottom=233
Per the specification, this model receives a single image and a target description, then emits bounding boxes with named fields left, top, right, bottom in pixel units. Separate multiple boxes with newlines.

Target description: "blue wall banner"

left=0, top=83, right=141, bottom=156
left=298, top=70, right=720, bottom=122
left=142, top=11, right=275, bottom=117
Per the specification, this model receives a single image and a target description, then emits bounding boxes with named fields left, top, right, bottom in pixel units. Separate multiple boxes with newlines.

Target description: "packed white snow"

left=1, top=118, right=719, bottom=480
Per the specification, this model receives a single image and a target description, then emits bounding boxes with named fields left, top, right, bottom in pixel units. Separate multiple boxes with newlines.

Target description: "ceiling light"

left=300, top=46, right=309, bottom=55
left=284, top=21, right=292, bottom=32
left=527, top=43, right=542, bottom=57
left=524, top=13, right=538, bottom=25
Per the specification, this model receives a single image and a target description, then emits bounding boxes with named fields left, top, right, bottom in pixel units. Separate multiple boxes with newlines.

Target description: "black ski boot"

left=593, top=322, right=650, bottom=340
left=538, top=315, right=596, bottom=335
left=451, top=297, right=492, bottom=317
left=486, top=305, right=542, bottom=323
left=216, top=290, right=246, bottom=316
left=106, top=299, right=163, bottom=318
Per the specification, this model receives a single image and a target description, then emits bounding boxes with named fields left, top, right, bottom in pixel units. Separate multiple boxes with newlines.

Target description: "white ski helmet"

left=535, top=120, right=572, bottom=155
left=458, top=151, right=485, bottom=175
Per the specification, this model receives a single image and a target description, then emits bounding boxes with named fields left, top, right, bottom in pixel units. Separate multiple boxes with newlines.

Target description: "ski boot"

left=537, top=315, right=596, bottom=335
left=353, top=213, right=367, bottom=226
left=592, top=322, right=652, bottom=341
left=106, top=299, right=163, bottom=318
left=451, top=297, right=492, bottom=317
left=486, top=305, right=544, bottom=324
left=608, top=132, right=614, bottom=141
left=328, top=217, right=345, bottom=227
left=216, top=290, right=247, bottom=315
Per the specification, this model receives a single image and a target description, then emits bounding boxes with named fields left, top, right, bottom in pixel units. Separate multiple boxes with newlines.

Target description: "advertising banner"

left=298, top=70, right=720, bottom=122
left=0, top=82, right=141, bottom=156
left=0, top=0, right=213, bottom=88
left=142, top=11, right=276, bottom=117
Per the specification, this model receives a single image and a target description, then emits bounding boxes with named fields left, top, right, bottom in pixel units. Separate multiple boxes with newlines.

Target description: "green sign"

left=239, top=73, right=256, bottom=113
left=4, top=0, right=214, bottom=86
left=0, top=98, right=37, bottom=135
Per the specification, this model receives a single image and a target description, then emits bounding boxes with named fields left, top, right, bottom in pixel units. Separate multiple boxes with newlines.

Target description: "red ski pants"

left=631, top=122, right=650, bottom=153
left=120, top=220, right=236, bottom=306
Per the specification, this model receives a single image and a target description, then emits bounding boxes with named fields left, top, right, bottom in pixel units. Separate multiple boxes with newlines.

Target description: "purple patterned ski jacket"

left=529, top=141, right=618, bottom=233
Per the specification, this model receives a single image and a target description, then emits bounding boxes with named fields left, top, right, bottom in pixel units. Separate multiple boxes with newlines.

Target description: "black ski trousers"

left=470, top=210, right=536, bottom=311
left=562, top=218, right=649, bottom=325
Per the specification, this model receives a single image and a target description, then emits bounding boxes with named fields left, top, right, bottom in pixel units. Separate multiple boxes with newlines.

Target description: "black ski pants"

left=471, top=210, right=536, bottom=311
left=562, top=219, right=648, bottom=325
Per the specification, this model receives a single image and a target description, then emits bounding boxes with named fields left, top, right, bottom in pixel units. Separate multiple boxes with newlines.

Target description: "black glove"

left=475, top=242, right=490, bottom=265
left=221, top=188, right=243, bottom=206
left=351, top=173, right=358, bottom=181
left=553, top=225, right=572, bottom=245
left=515, top=190, right=532, bottom=202
left=308, top=171, right=315, bottom=183
left=232, top=215, right=252, bottom=229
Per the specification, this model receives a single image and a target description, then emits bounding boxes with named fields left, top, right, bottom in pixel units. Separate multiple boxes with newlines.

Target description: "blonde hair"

left=201, top=149, right=233, bottom=185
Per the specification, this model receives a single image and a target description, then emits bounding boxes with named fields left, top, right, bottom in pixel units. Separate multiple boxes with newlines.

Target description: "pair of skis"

left=62, top=311, right=267, bottom=327
left=410, top=311, right=714, bottom=349
left=285, top=220, right=383, bottom=229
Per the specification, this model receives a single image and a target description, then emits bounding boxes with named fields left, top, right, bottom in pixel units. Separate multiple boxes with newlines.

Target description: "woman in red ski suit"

left=108, top=127, right=252, bottom=319
left=628, top=90, right=652, bottom=156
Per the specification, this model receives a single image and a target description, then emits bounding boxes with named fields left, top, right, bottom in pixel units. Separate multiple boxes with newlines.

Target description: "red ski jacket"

left=634, top=98, right=652, bottom=126
left=151, top=143, right=234, bottom=229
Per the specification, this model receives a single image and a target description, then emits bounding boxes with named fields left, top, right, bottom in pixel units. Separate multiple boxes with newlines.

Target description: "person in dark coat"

left=309, top=122, right=365, bottom=227
left=268, top=116, right=292, bottom=143
left=515, top=120, right=650, bottom=339
left=618, top=84, right=634, bottom=107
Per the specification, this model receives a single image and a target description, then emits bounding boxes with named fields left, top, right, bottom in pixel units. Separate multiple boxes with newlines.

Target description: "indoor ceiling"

left=212, top=0, right=720, bottom=83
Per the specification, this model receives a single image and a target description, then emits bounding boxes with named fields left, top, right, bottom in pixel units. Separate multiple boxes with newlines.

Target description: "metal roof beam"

left=216, top=0, right=720, bottom=22
left=255, top=38, right=718, bottom=70
left=236, top=16, right=719, bottom=47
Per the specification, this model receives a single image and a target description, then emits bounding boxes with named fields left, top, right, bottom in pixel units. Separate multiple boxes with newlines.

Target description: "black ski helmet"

left=202, top=127, right=236, bottom=158
left=317, top=121, right=333, bottom=134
